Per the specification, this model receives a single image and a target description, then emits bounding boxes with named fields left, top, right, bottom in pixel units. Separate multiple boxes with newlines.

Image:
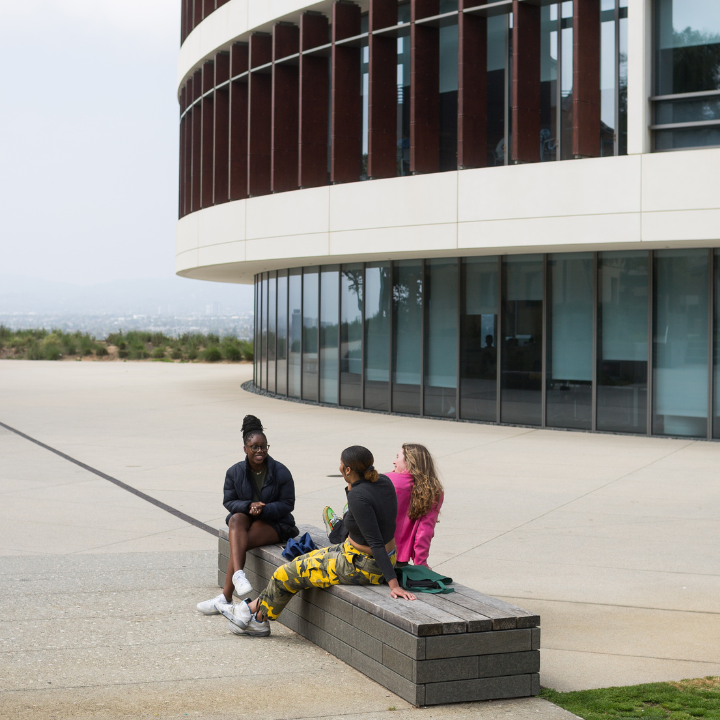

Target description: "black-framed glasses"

left=246, top=444, right=270, bottom=453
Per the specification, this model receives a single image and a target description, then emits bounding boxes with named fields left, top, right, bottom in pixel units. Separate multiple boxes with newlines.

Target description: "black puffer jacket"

left=222, top=455, right=296, bottom=527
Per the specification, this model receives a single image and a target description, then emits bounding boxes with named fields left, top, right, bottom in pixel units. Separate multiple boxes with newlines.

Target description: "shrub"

left=95, top=346, right=109, bottom=357
left=43, top=342, right=63, bottom=361
left=203, top=346, right=222, bottom=363
left=128, top=344, right=148, bottom=360
left=152, top=347, right=166, bottom=359
left=118, top=348, right=129, bottom=359
left=239, top=340, right=254, bottom=361
left=187, top=346, right=198, bottom=361
left=171, top=347, right=183, bottom=360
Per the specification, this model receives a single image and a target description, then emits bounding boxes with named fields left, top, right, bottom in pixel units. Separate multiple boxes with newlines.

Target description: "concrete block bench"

left=218, top=525, right=540, bottom=706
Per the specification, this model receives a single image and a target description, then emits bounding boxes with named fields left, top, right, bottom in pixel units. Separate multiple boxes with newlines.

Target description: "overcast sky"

left=0, top=0, right=182, bottom=286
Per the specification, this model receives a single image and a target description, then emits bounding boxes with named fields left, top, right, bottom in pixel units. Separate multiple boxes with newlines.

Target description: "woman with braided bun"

left=220, top=445, right=415, bottom=637
left=196, top=414, right=298, bottom=616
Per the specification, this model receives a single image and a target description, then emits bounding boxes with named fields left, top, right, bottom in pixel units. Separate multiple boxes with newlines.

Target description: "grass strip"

left=542, top=677, right=720, bottom=720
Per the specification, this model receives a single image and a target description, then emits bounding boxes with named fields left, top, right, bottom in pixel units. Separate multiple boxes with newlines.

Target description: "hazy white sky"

left=0, top=0, right=183, bottom=285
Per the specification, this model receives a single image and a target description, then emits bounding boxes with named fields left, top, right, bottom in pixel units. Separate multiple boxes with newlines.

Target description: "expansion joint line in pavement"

left=0, top=420, right=218, bottom=538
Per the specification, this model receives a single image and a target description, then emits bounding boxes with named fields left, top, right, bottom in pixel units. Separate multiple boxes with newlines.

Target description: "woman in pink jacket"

left=386, top=443, right=444, bottom=568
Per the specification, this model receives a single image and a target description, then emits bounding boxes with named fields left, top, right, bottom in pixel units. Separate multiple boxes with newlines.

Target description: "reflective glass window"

left=501, top=255, right=543, bottom=426
left=597, top=251, right=648, bottom=434
left=487, top=15, right=508, bottom=166
left=600, top=0, right=617, bottom=156
left=439, top=21, right=458, bottom=171
left=341, top=264, right=363, bottom=408
left=546, top=253, right=593, bottom=430
left=653, top=249, right=709, bottom=437
left=397, top=29, right=411, bottom=176
left=276, top=271, right=288, bottom=396
left=288, top=269, right=302, bottom=398
left=425, top=259, right=458, bottom=418
left=267, top=273, right=276, bottom=394
left=392, top=260, right=422, bottom=415
left=361, top=36, right=369, bottom=180
left=365, top=262, right=391, bottom=411
left=302, top=268, right=319, bottom=402
left=260, top=274, right=267, bottom=390
left=560, top=2, right=573, bottom=160
left=655, top=0, right=720, bottom=150
left=320, top=266, right=339, bottom=405
left=460, top=257, right=498, bottom=422
left=254, top=277, right=259, bottom=386
left=540, top=5, right=559, bottom=162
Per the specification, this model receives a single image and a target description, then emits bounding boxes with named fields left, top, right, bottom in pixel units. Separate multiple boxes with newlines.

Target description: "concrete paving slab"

left=1, top=359, right=718, bottom=714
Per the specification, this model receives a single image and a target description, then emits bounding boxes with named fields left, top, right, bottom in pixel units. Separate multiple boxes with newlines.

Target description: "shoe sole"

left=220, top=606, right=250, bottom=629
left=228, top=622, right=270, bottom=638
left=196, top=606, right=221, bottom=615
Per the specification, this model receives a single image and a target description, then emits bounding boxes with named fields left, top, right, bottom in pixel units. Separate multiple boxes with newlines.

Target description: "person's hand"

left=249, top=502, right=265, bottom=516
left=388, top=579, right=415, bottom=601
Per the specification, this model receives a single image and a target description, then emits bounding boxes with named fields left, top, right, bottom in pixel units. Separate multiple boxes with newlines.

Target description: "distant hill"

left=0, top=275, right=254, bottom=316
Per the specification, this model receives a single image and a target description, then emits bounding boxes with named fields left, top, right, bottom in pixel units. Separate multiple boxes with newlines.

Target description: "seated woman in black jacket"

left=220, top=445, right=415, bottom=637
left=196, top=414, right=298, bottom=615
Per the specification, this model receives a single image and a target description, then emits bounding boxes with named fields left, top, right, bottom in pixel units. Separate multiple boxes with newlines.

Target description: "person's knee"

left=229, top=513, right=250, bottom=530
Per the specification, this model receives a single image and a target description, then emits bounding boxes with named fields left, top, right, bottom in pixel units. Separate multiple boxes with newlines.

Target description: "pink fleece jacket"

left=386, top=471, right=443, bottom=567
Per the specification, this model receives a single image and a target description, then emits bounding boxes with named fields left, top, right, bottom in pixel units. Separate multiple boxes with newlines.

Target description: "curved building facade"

left=177, top=0, right=720, bottom=439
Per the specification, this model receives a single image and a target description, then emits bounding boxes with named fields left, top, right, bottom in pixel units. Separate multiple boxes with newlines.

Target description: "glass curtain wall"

left=501, top=255, right=543, bottom=425
left=288, top=268, right=302, bottom=398
left=255, top=249, right=716, bottom=439
left=267, top=273, right=276, bottom=394
left=361, top=31, right=370, bottom=180
left=487, top=16, right=508, bottom=166
left=425, top=259, right=458, bottom=417
left=276, top=271, right=288, bottom=396
left=546, top=253, right=593, bottom=429
left=320, top=266, right=339, bottom=404
left=364, top=262, right=391, bottom=411
left=340, top=264, right=363, bottom=407
left=302, top=267, right=319, bottom=401
left=655, top=0, right=720, bottom=150
left=253, top=278, right=259, bottom=387
left=393, top=260, right=423, bottom=414
left=460, top=257, right=498, bottom=421
left=597, top=251, right=648, bottom=434
left=439, top=19, right=459, bottom=171
left=653, top=249, right=709, bottom=437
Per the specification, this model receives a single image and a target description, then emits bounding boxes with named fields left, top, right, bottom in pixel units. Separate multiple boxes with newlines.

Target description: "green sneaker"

left=322, top=506, right=339, bottom=535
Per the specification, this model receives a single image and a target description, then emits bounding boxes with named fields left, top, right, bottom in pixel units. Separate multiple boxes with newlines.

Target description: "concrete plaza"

left=1, top=360, right=719, bottom=719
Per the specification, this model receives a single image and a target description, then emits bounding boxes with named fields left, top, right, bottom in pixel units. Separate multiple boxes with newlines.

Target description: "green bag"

left=395, top=565, right=454, bottom=594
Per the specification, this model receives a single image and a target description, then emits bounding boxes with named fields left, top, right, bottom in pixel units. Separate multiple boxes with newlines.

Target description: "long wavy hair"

left=403, top=443, right=443, bottom=520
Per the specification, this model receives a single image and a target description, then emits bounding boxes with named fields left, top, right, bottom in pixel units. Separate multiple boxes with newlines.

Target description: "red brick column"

left=511, top=0, right=541, bottom=164
left=458, top=2, right=487, bottom=169
left=201, top=61, right=215, bottom=209
left=214, top=52, right=230, bottom=205
left=272, top=23, right=300, bottom=193
left=229, top=43, right=249, bottom=201
left=331, top=1, right=362, bottom=184
left=248, top=33, right=273, bottom=197
left=191, top=69, right=203, bottom=212
left=573, top=0, right=601, bottom=158
left=410, top=0, right=440, bottom=174
left=299, top=12, right=330, bottom=189
left=368, top=0, right=398, bottom=179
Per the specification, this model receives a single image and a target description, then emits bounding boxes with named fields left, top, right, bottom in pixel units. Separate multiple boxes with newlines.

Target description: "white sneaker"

left=220, top=599, right=253, bottom=629
left=196, top=593, right=231, bottom=615
left=232, top=569, right=253, bottom=596
left=228, top=612, right=271, bottom=637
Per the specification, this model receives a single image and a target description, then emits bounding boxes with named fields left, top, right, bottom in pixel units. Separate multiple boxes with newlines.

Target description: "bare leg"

left=223, top=514, right=279, bottom=602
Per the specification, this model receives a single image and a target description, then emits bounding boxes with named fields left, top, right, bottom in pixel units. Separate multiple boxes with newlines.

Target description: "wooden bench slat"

left=412, top=590, right=493, bottom=632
